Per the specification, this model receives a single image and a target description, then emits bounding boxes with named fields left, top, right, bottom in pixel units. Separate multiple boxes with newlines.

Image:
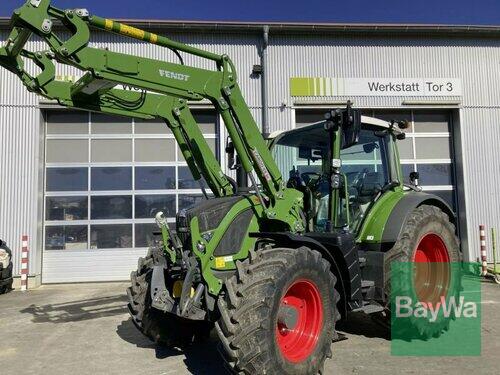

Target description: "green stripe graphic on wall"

left=290, top=77, right=334, bottom=96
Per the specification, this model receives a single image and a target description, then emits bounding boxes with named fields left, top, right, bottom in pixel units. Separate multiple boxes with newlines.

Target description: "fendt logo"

left=159, top=69, right=190, bottom=81
left=395, top=295, right=478, bottom=323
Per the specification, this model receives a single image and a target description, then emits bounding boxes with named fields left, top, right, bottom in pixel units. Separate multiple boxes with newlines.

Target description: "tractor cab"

left=271, top=113, right=405, bottom=236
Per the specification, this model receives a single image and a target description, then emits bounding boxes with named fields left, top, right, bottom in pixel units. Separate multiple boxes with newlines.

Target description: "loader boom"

left=0, top=0, right=296, bottom=220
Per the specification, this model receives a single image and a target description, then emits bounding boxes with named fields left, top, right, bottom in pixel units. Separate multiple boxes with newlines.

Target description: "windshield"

left=272, top=123, right=391, bottom=232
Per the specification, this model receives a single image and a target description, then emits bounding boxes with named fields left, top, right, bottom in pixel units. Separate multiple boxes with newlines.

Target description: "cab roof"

left=268, top=115, right=402, bottom=140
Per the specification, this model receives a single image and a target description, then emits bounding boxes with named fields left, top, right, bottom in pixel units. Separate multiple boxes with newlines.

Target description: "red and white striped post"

left=479, top=225, right=488, bottom=276
left=20, top=235, right=29, bottom=291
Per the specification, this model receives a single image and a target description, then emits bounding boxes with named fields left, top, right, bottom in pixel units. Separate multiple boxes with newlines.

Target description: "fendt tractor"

left=0, top=1, right=461, bottom=373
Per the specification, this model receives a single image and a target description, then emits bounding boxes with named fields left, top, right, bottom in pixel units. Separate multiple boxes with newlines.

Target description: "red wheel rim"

left=413, top=233, right=450, bottom=304
left=275, top=279, right=323, bottom=363
left=413, top=233, right=450, bottom=263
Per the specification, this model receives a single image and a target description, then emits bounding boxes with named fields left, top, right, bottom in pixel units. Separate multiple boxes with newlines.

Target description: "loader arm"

left=0, top=0, right=296, bottom=221
left=5, top=49, right=234, bottom=197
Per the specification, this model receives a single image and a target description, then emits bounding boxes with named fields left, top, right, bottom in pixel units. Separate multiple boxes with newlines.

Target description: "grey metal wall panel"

left=460, top=107, right=500, bottom=262
left=267, top=35, right=500, bottom=112
left=0, top=106, right=41, bottom=276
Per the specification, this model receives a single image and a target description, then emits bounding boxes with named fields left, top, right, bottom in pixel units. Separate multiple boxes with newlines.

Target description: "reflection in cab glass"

left=273, top=124, right=389, bottom=232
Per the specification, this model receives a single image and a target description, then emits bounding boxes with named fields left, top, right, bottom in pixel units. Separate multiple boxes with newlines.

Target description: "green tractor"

left=0, top=1, right=460, bottom=373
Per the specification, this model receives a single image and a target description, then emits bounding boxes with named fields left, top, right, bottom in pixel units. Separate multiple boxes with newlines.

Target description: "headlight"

left=0, top=249, right=10, bottom=268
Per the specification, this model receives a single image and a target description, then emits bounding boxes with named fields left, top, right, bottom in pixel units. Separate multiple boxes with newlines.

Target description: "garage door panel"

left=43, top=109, right=219, bottom=282
left=42, top=248, right=148, bottom=283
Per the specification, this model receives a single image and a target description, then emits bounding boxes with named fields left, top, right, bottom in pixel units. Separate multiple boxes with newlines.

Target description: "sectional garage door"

left=42, top=109, right=219, bottom=283
left=295, top=108, right=457, bottom=212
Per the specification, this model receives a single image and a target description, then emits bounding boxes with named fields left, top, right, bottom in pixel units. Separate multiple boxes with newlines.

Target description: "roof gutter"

left=1, top=17, right=500, bottom=36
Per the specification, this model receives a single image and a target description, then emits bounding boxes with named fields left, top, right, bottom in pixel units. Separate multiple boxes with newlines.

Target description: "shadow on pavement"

left=20, top=295, right=128, bottom=323
left=116, top=318, right=228, bottom=374
left=337, top=311, right=390, bottom=340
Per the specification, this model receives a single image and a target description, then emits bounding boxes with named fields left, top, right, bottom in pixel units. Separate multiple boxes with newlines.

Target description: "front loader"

left=0, top=1, right=461, bottom=374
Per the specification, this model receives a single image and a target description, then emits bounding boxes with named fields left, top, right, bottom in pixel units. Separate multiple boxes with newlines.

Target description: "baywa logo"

left=395, top=295, right=478, bottom=323
left=391, top=262, right=481, bottom=356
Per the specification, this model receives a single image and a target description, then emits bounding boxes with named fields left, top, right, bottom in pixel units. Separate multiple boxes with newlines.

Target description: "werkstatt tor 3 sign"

left=290, top=77, right=462, bottom=97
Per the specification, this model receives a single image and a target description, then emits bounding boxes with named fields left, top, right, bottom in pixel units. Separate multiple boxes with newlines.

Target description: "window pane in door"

left=46, top=139, right=88, bottom=163
left=415, top=138, right=451, bottom=159
left=135, top=139, right=176, bottom=162
left=178, top=166, right=205, bottom=189
left=135, top=223, right=159, bottom=248
left=91, top=167, right=132, bottom=191
left=295, top=109, right=327, bottom=127
left=91, top=196, right=132, bottom=219
left=46, top=168, right=88, bottom=191
left=179, top=195, right=204, bottom=211
left=414, top=112, right=450, bottom=133
left=45, top=225, right=88, bottom=250
left=193, top=110, right=217, bottom=134
left=47, top=111, right=88, bottom=134
left=177, top=138, right=216, bottom=162
left=46, top=196, right=88, bottom=221
left=135, top=167, right=175, bottom=190
left=135, top=195, right=176, bottom=218
left=91, top=113, right=132, bottom=134
left=90, top=224, right=132, bottom=249
left=417, top=164, right=453, bottom=186
left=397, top=137, right=414, bottom=159
left=91, top=139, right=132, bottom=162
left=135, top=119, right=171, bottom=134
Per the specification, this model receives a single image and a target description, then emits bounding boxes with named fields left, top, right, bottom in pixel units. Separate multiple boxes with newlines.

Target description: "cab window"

left=340, top=128, right=390, bottom=229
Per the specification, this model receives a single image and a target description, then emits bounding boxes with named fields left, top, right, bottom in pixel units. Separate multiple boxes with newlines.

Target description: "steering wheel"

left=300, top=172, right=322, bottom=188
left=351, top=168, right=370, bottom=192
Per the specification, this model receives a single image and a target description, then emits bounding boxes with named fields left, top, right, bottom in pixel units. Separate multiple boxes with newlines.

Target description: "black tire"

left=216, top=246, right=340, bottom=375
left=382, top=204, right=461, bottom=338
left=127, top=245, right=212, bottom=347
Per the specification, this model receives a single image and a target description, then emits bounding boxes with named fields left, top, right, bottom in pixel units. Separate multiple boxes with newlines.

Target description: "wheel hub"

left=275, top=279, right=323, bottom=363
left=278, top=304, right=299, bottom=331
left=413, top=233, right=450, bottom=304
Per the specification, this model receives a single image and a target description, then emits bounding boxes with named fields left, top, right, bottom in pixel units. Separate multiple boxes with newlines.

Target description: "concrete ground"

left=0, top=281, right=498, bottom=375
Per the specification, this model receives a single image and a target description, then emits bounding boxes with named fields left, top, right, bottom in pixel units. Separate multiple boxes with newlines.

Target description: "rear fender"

left=381, top=192, right=455, bottom=244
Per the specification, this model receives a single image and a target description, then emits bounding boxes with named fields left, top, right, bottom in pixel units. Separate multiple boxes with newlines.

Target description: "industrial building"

left=1, top=19, right=499, bottom=285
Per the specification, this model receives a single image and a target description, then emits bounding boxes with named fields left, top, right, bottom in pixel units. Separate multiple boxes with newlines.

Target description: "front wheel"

left=127, top=246, right=211, bottom=347
left=216, top=246, right=340, bottom=374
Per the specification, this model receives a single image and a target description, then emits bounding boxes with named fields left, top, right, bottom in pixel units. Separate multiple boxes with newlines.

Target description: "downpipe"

left=261, top=25, right=270, bottom=137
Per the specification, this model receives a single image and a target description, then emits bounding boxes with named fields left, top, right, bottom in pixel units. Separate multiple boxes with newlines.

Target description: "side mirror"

left=325, top=101, right=362, bottom=149
left=398, top=120, right=410, bottom=129
left=409, top=171, right=419, bottom=185
left=363, top=143, right=379, bottom=154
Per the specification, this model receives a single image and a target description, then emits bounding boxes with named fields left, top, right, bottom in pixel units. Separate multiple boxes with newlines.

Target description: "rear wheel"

left=127, top=245, right=211, bottom=347
left=382, top=204, right=461, bottom=337
left=216, top=246, right=340, bottom=374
